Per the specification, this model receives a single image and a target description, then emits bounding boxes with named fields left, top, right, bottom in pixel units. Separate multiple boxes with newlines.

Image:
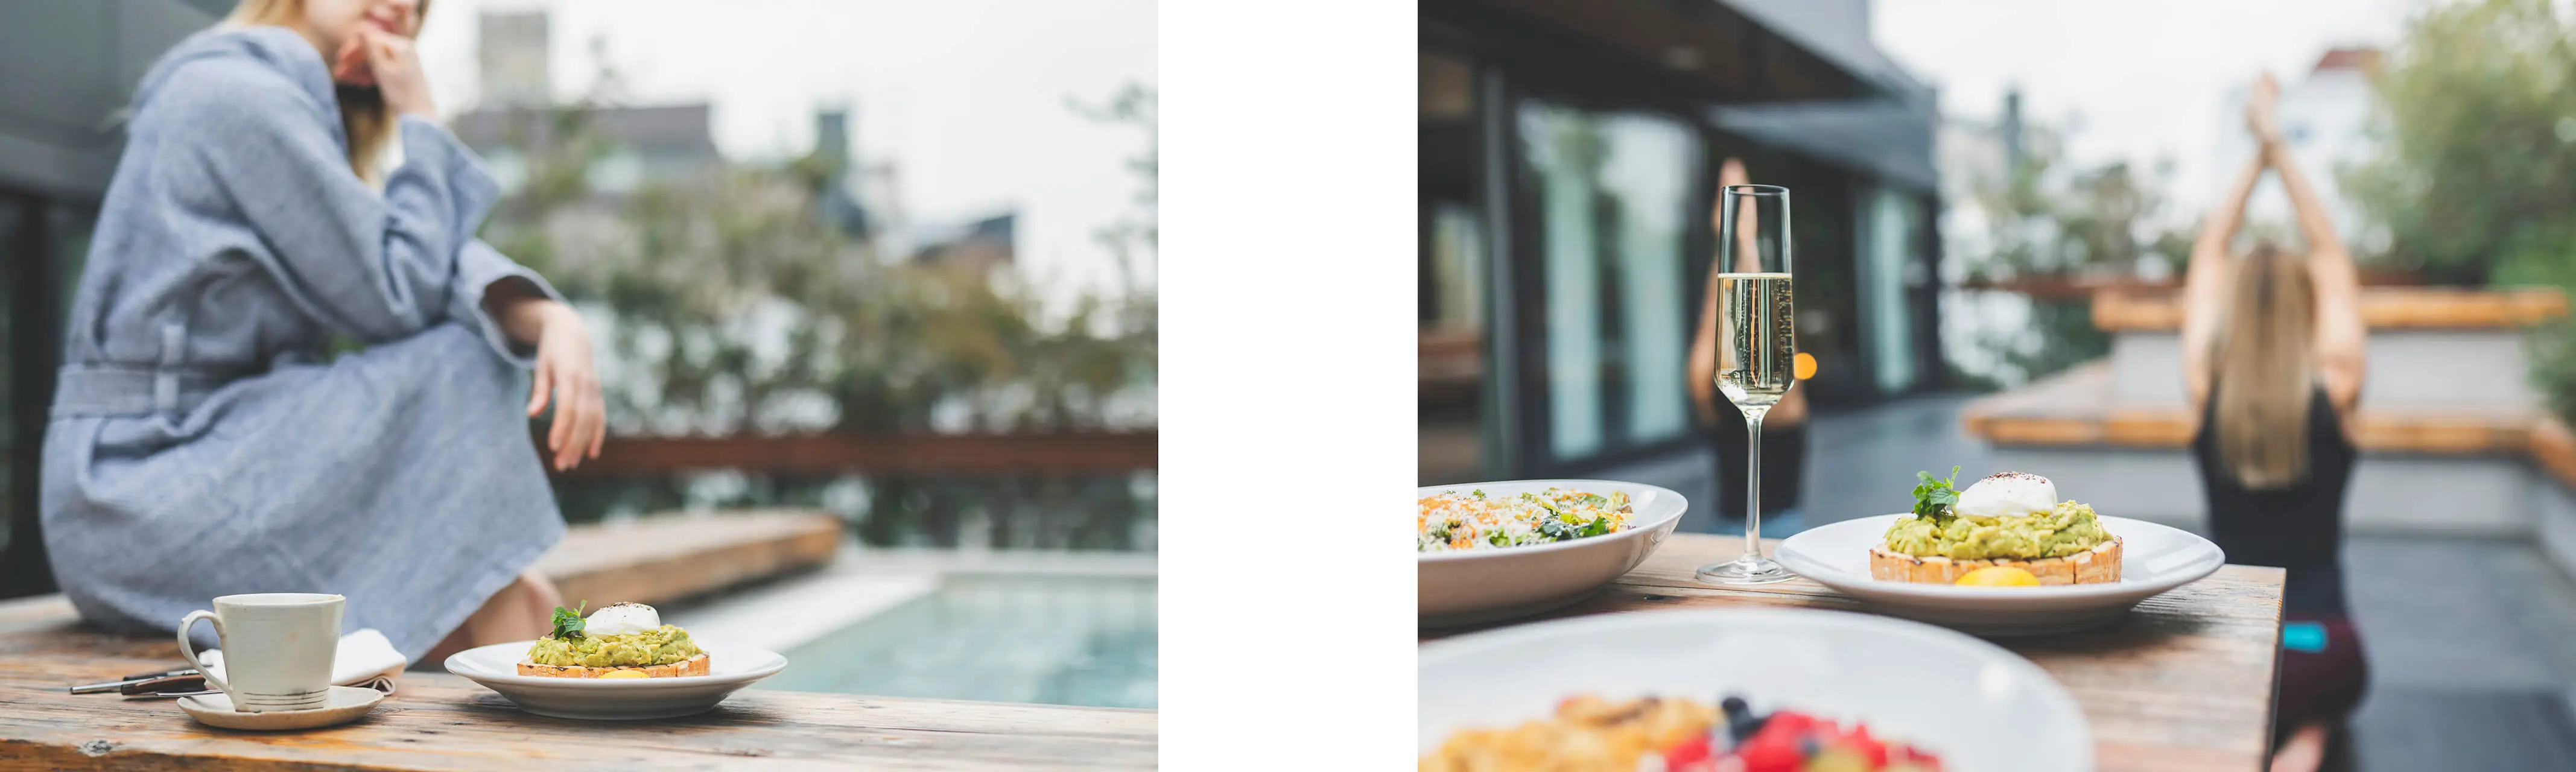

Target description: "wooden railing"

left=544, top=431, right=1158, bottom=476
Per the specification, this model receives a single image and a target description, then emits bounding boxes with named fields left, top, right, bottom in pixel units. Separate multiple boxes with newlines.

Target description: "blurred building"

left=0, top=0, right=230, bottom=598
left=1421, top=0, right=1944, bottom=483
left=910, top=213, right=1017, bottom=273
left=450, top=8, right=722, bottom=197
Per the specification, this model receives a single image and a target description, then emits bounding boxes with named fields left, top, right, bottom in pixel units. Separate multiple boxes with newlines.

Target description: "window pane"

left=1860, top=186, right=1920, bottom=393
left=1521, top=101, right=1697, bottom=462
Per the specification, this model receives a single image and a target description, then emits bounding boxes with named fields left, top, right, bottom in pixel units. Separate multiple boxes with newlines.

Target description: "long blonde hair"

left=226, top=0, right=431, bottom=184
left=2212, top=243, right=2318, bottom=489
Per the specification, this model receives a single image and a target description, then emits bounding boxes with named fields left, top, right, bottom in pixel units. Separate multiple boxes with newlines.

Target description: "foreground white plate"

left=444, top=641, right=788, bottom=720
left=1420, top=609, right=2092, bottom=771
left=1775, top=514, right=2226, bottom=635
left=1418, top=479, right=1687, bottom=627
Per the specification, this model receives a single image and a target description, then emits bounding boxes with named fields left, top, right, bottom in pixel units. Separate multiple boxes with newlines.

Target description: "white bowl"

left=1774, top=514, right=2227, bottom=635
left=444, top=641, right=788, bottom=720
left=1418, top=479, right=1687, bottom=627
left=1420, top=608, right=2093, bottom=771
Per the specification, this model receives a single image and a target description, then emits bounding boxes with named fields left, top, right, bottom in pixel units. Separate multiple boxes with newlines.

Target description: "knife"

left=68, top=668, right=200, bottom=695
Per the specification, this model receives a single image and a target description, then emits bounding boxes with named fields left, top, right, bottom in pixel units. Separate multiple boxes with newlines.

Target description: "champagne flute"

left=1696, top=185, right=1797, bottom=585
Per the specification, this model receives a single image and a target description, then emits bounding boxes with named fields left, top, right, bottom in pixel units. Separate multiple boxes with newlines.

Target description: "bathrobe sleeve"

left=169, top=56, right=542, bottom=361
left=446, top=239, right=567, bottom=367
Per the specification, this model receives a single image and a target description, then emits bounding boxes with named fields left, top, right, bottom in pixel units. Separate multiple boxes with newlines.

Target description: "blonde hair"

left=2212, top=243, right=2318, bottom=489
left=226, top=0, right=431, bottom=184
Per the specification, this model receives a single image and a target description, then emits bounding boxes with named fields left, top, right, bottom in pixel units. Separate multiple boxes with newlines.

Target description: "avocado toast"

left=519, top=602, right=710, bottom=678
left=1870, top=469, right=2123, bottom=586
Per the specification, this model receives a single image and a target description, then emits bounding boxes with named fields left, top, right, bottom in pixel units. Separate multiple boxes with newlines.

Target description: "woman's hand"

left=522, top=302, right=605, bottom=471
left=2244, top=72, right=2282, bottom=145
left=355, top=28, right=437, bottom=118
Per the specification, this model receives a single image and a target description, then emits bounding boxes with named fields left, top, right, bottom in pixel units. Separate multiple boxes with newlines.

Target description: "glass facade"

left=1520, top=101, right=1698, bottom=461
left=1418, top=44, right=1492, bottom=485
left=1, top=191, right=92, bottom=598
left=1417, top=3, right=1945, bottom=484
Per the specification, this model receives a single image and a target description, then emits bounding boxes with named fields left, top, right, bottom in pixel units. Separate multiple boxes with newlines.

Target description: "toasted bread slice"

left=517, top=653, right=711, bottom=679
left=1868, top=537, right=2122, bottom=585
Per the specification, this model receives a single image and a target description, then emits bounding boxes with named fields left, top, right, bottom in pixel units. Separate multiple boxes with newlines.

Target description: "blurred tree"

left=2345, top=0, right=2576, bottom=288
left=1951, top=121, right=2191, bottom=385
left=2343, top=0, right=2576, bottom=423
left=480, top=61, right=1157, bottom=548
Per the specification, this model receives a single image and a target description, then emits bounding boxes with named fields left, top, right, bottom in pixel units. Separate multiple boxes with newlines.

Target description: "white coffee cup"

left=176, top=593, right=344, bottom=712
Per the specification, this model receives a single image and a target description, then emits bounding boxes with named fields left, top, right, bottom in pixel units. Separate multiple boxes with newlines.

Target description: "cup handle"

left=176, top=610, right=229, bottom=695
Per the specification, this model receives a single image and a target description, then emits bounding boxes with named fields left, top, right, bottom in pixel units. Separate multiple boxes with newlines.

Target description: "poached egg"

left=1953, top=472, right=2057, bottom=520
left=584, top=602, right=661, bottom=636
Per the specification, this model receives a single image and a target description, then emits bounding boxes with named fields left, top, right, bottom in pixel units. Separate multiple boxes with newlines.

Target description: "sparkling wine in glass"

left=1697, top=185, right=1797, bottom=585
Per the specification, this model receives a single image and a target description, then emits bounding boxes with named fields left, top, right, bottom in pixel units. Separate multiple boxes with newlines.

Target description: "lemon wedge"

left=1955, top=566, right=2041, bottom=587
left=597, top=669, right=651, bottom=679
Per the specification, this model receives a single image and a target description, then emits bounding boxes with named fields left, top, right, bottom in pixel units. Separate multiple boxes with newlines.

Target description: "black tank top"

left=2189, top=381, right=2356, bottom=616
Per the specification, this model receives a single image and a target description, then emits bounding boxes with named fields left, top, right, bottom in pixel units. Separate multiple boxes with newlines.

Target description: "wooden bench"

left=536, top=510, right=843, bottom=609
left=1961, top=360, right=2542, bottom=456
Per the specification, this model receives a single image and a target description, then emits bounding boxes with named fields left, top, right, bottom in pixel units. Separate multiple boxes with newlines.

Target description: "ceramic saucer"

left=177, top=685, right=385, bottom=730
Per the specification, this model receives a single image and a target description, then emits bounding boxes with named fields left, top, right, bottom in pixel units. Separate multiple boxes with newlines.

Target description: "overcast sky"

left=1871, top=0, right=2417, bottom=218
left=413, top=0, right=1157, bottom=300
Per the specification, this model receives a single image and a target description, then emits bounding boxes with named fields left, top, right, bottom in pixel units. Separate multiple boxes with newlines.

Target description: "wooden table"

left=1423, top=534, right=2286, bottom=772
left=0, top=603, right=1155, bottom=770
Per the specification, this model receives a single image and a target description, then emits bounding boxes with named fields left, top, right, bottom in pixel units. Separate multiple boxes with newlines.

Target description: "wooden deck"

left=0, top=513, right=1156, bottom=769
left=1425, top=535, right=2287, bottom=772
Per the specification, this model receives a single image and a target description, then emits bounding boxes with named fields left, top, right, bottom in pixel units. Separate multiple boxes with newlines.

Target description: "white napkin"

left=197, top=628, right=408, bottom=694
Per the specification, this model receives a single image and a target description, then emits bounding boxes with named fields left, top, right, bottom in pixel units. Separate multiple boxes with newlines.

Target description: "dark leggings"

left=2274, top=612, right=2368, bottom=758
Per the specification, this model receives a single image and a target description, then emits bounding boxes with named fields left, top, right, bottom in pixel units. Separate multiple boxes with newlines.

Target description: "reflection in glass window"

left=1860, top=186, right=1921, bottom=394
left=1521, top=101, right=1698, bottom=462
left=1423, top=204, right=1483, bottom=333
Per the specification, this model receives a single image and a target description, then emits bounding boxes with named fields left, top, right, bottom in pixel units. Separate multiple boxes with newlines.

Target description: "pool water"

left=764, top=574, right=1156, bottom=709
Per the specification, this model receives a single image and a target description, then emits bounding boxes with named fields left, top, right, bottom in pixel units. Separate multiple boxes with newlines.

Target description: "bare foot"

left=2269, top=722, right=2329, bottom=772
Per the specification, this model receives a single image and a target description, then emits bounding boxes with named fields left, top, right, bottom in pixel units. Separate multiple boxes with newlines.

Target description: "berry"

left=1666, top=735, right=1713, bottom=767
left=1734, top=738, right=1803, bottom=772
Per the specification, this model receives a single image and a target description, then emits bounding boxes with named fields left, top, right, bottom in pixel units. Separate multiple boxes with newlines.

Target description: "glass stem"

left=1743, top=407, right=1766, bottom=560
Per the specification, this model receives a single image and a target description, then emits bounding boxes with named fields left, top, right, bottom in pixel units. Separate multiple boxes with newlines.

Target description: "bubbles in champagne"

left=1715, top=273, right=1795, bottom=410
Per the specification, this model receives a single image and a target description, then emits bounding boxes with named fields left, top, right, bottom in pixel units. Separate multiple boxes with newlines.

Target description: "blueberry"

left=1720, top=696, right=1763, bottom=742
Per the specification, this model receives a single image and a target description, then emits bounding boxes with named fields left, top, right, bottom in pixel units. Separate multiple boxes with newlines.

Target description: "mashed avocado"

left=1883, top=501, right=2111, bottom=560
left=525, top=625, right=702, bottom=667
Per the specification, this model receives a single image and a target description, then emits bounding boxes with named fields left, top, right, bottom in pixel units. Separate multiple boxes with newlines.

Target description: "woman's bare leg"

left=2268, top=722, right=2330, bottom=772
left=418, top=571, right=562, bottom=665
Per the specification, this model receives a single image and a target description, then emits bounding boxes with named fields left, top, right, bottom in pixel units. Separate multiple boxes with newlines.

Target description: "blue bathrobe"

left=40, top=26, right=566, bottom=662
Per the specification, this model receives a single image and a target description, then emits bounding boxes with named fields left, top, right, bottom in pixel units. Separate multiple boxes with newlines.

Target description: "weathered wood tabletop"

left=1421, top=534, right=2286, bottom=772
left=0, top=600, right=1156, bottom=770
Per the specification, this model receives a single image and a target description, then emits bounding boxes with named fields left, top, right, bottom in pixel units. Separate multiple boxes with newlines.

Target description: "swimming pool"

left=758, top=573, right=1156, bottom=709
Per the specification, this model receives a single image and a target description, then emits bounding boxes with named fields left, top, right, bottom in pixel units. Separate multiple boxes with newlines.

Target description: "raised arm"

left=2180, top=152, right=2267, bottom=411
left=2263, top=119, right=2368, bottom=414
left=175, top=55, right=492, bottom=344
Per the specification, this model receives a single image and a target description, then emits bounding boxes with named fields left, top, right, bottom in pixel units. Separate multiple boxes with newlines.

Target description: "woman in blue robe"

left=41, top=0, right=604, bottom=665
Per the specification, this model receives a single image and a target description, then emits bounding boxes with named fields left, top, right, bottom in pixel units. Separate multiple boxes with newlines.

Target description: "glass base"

left=1696, top=555, right=1794, bottom=585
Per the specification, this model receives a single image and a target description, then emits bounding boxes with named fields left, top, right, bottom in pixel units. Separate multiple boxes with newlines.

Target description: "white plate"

left=1418, top=479, right=1687, bottom=627
left=1775, top=514, right=2227, bottom=635
left=443, top=641, right=788, bottom=720
left=1420, top=609, right=2093, bottom=771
